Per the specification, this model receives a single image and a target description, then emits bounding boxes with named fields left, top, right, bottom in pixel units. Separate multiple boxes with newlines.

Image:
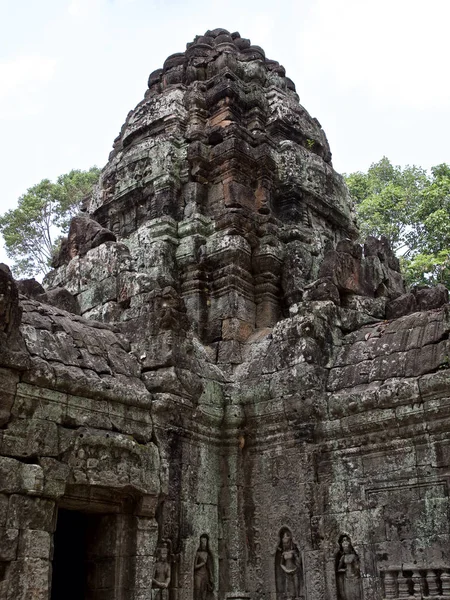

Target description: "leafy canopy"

left=0, top=167, right=100, bottom=278
left=345, top=158, right=450, bottom=288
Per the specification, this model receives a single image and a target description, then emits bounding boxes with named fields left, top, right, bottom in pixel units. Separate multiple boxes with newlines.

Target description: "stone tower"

left=1, top=28, right=450, bottom=600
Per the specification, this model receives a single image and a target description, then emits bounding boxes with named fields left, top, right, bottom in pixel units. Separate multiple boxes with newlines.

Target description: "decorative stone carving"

left=152, top=541, right=172, bottom=600
left=193, top=534, right=214, bottom=600
left=380, top=568, right=450, bottom=599
left=412, top=570, right=425, bottom=598
left=383, top=570, right=398, bottom=599
left=426, top=569, right=439, bottom=597
left=335, top=535, right=361, bottom=600
left=441, top=569, right=450, bottom=597
left=275, top=528, right=303, bottom=600
left=396, top=571, right=409, bottom=598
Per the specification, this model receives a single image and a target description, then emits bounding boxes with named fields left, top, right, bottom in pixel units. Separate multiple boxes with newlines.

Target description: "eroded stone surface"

left=1, top=29, right=450, bottom=600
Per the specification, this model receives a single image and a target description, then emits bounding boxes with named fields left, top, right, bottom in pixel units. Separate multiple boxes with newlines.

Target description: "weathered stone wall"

left=234, top=302, right=450, bottom=600
left=0, top=266, right=163, bottom=599
left=1, top=28, right=450, bottom=600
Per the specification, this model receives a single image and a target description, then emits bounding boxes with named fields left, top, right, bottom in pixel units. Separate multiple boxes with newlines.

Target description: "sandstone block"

left=303, top=277, right=340, bottom=305
left=415, top=284, right=449, bottom=311
left=52, top=215, right=116, bottom=267
left=6, top=496, right=55, bottom=532
left=18, top=529, right=51, bottom=559
left=0, top=527, right=18, bottom=561
left=222, top=318, right=253, bottom=342
left=37, top=287, right=80, bottom=314
left=217, top=340, right=242, bottom=364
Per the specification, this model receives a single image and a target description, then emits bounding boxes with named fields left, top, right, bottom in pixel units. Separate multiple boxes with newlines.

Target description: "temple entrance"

left=51, top=509, right=88, bottom=600
left=49, top=485, right=144, bottom=600
left=51, top=508, right=126, bottom=600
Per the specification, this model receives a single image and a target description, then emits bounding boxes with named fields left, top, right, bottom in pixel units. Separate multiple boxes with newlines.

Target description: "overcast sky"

left=1, top=0, right=449, bottom=265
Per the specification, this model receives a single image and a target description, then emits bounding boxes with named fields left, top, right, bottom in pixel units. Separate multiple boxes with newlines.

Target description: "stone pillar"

left=397, top=571, right=409, bottom=599
left=219, top=403, right=249, bottom=598
left=206, top=231, right=255, bottom=343
left=132, top=516, right=159, bottom=600
left=252, top=239, right=283, bottom=328
left=133, top=496, right=159, bottom=600
left=426, top=569, right=439, bottom=597
left=177, top=212, right=211, bottom=337
left=383, top=569, right=397, bottom=600
left=3, top=495, right=56, bottom=600
left=411, top=570, right=423, bottom=598
left=441, top=569, right=450, bottom=598
left=152, top=175, right=181, bottom=221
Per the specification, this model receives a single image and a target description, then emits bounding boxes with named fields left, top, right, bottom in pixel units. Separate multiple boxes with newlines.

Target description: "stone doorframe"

left=12, top=485, right=159, bottom=600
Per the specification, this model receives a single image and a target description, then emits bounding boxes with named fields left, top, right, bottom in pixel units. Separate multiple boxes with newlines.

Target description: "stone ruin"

left=1, top=27, right=450, bottom=600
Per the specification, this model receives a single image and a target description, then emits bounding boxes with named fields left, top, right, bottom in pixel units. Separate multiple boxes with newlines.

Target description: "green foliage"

left=0, top=167, right=100, bottom=278
left=401, top=251, right=450, bottom=287
left=345, top=158, right=450, bottom=288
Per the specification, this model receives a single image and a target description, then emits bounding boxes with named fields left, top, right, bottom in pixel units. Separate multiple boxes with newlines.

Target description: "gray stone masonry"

left=1, top=28, right=450, bottom=600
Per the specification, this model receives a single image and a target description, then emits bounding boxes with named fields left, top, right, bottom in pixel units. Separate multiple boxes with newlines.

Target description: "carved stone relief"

left=335, top=535, right=362, bottom=600
left=152, top=541, right=173, bottom=600
left=275, top=527, right=303, bottom=600
left=193, top=534, right=214, bottom=600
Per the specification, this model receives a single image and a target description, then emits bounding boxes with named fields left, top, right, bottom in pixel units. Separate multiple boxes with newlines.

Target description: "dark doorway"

left=51, top=508, right=123, bottom=600
left=51, top=509, right=88, bottom=600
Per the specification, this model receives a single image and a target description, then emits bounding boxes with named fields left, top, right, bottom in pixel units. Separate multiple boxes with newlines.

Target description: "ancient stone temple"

left=1, top=27, right=450, bottom=600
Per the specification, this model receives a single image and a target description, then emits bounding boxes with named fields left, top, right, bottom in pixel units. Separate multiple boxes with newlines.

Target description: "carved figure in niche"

left=194, top=533, right=214, bottom=600
left=335, top=534, right=362, bottom=600
left=275, top=527, right=303, bottom=600
left=152, top=541, right=172, bottom=600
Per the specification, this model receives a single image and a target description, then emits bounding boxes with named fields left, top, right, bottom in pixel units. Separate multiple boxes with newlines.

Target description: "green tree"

left=346, top=157, right=428, bottom=253
left=0, top=167, right=100, bottom=278
left=345, top=158, right=450, bottom=288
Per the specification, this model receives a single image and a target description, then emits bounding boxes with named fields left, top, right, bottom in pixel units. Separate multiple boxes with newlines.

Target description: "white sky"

left=1, top=0, right=449, bottom=265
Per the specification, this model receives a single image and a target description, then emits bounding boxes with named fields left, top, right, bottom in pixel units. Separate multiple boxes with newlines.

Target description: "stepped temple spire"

left=1, top=29, right=450, bottom=600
